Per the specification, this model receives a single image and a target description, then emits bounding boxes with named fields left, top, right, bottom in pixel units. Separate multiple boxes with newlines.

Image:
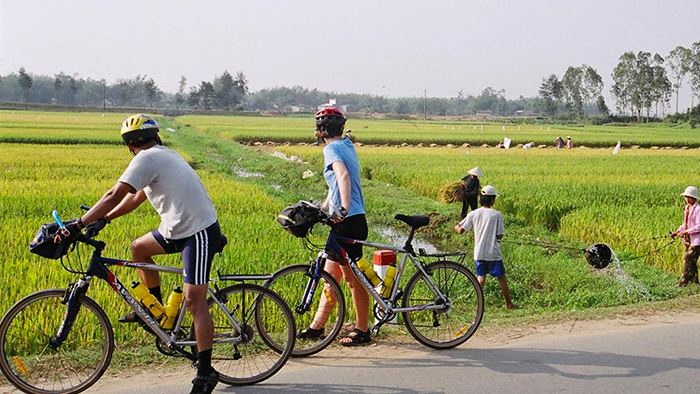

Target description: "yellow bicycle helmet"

left=120, top=114, right=160, bottom=146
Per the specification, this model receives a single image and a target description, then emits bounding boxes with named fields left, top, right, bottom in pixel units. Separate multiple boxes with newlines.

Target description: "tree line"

left=0, top=68, right=543, bottom=116
left=539, top=40, right=700, bottom=122
left=0, top=69, right=249, bottom=111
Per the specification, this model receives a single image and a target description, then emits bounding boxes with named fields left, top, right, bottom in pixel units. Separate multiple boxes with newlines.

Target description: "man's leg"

left=496, top=275, right=517, bottom=309
left=477, top=275, right=486, bottom=287
left=681, top=245, right=700, bottom=285
left=309, top=259, right=342, bottom=330
left=120, top=232, right=167, bottom=322
left=130, top=232, right=167, bottom=301
left=185, top=284, right=213, bottom=361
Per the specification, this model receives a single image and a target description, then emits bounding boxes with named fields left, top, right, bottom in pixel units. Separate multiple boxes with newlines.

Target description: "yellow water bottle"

left=161, top=287, right=183, bottom=330
left=131, top=281, right=165, bottom=320
left=381, top=265, right=397, bottom=298
left=357, top=258, right=382, bottom=287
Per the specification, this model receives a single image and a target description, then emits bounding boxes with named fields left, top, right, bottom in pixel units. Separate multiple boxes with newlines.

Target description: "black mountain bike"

left=0, top=210, right=295, bottom=394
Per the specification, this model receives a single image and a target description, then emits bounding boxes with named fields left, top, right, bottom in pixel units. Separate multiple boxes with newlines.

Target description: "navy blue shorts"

left=152, top=221, right=222, bottom=285
left=475, top=260, right=506, bottom=278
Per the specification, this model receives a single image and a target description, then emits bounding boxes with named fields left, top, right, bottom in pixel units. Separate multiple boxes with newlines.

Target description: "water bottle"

left=161, top=287, right=183, bottom=330
left=380, top=265, right=397, bottom=298
left=356, top=258, right=382, bottom=287
left=131, top=281, right=165, bottom=320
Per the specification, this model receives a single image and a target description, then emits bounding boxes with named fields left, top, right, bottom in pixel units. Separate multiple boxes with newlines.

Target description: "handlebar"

left=52, top=210, right=70, bottom=237
left=52, top=208, right=105, bottom=250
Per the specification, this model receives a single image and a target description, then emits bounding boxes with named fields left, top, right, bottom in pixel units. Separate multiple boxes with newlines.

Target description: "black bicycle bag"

left=277, top=202, right=321, bottom=238
left=30, top=221, right=76, bottom=259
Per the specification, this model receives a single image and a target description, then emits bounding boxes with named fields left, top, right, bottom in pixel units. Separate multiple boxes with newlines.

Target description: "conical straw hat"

left=468, top=166, right=484, bottom=177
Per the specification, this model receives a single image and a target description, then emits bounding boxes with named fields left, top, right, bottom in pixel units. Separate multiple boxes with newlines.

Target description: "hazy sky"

left=2, top=0, right=699, bottom=110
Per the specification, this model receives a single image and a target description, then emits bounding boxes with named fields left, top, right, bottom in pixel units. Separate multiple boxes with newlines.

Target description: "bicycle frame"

left=298, top=221, right=465, bottom=332
left=55, top=238, right=243, bottom=361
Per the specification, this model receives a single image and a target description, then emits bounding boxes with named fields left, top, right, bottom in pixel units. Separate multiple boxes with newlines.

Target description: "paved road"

left=5, top=317, right=700, bottom=394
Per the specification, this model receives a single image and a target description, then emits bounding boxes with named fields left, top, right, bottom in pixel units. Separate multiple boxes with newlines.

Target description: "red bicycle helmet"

left=315, top=107, right=346, bottom=131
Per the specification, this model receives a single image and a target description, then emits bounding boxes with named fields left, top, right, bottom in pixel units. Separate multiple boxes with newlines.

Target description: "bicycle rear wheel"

left=193, top=283, right=295, bottom=386
left=0, top=289, right=114, bottom=394
left=265, top=264, right=346, bottom=357
left=402, top=261, right=483, bottom=349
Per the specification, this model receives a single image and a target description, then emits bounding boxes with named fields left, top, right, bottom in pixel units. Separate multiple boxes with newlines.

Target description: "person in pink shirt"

left=671, top=186, right=700, bottom=286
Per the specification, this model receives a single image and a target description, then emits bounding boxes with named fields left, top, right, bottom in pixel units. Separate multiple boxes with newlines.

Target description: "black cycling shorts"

left=326, top=214, right=368, bottom=264
left=152, top=221, right=222, bottom=285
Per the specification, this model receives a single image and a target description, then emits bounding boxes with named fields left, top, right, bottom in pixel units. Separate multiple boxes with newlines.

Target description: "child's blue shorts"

left=475, top=260, right=505, bottom=278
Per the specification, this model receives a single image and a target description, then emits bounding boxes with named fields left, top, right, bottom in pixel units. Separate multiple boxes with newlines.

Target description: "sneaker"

left=190, top=369, right=219, bottom=394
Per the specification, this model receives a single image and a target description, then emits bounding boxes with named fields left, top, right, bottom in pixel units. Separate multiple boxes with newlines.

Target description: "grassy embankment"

left=177, top=114, right=700, bottom=148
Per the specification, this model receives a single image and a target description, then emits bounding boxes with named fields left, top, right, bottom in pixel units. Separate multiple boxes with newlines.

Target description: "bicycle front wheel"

left=0, top=289, right=114, bottom=394
left=194, top=283, right=295, bottom=386
left=265, top=264, right=346, bottom=357
left=402, top=261, right=483, bottom=349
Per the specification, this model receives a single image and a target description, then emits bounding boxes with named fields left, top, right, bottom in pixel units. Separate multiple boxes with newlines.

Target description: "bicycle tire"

left=190, top=283, right=295, bottom=386
left=402, top=261, right=484, bottom=349
left=265, top=264, right=346, bottom=357
left=0, top=289, right=114, bottom=394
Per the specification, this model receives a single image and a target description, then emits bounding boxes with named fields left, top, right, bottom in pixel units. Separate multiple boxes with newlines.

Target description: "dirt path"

left=4, top=310, right=698, bottom=394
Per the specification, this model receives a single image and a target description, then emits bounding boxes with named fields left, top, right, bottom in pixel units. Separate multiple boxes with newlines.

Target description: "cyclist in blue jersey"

left=298, top=107, right=372, bottom=346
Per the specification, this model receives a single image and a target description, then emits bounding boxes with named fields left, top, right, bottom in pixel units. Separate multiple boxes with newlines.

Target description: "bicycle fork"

left=50, top=277, right=91, bottom=349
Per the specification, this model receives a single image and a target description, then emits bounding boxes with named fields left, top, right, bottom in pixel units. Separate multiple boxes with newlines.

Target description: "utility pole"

left=423, top=89, right=427, bottom=120
left=102, top=81, right=106, bottom=110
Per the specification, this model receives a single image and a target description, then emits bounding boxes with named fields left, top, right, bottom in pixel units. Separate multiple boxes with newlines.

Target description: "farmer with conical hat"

left=671, top=186, right=700, bottom=286
left=460, top=166, right=483, bottom=219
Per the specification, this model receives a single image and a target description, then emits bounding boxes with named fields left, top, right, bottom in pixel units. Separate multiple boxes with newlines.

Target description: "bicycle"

left=0, top=209, right=295, bottom=394
left=267, top=202, right=484, bottom=356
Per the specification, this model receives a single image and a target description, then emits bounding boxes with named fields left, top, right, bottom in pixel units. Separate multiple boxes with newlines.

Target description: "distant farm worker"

left=555, top=136, right=564, bottom=149
left=566, top=136, right=573, bottom=149
left=455, top=186, right=519, bottom=309
left=460, top=166, right=483, bottom=219
left=671, top=186, right=700, bottom=286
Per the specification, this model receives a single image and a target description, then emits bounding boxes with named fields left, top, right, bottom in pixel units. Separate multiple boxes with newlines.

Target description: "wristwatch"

left=339, top=207, right=348, bottom=218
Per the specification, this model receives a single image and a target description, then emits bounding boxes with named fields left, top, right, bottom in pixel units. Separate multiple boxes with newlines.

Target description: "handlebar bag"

left=29, top=220, right=76, bottom=259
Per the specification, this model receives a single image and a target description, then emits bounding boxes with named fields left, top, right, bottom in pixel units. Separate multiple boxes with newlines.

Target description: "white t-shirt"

left=459, top=207, right=504, bottom=261
left=118, top=145, right=217, bottom=240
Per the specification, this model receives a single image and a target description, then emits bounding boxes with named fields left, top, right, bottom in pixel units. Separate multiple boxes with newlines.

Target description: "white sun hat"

left=468, top=166, right=484, bottom=177
left=481, top=185, right=499, bottom=196
left=681, top=186, right=699, bottom=199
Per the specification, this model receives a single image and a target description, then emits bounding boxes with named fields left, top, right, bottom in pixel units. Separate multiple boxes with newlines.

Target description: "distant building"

left=475, top=109, right=493, bottom=116
left=318, top=98, right=347, bottom=113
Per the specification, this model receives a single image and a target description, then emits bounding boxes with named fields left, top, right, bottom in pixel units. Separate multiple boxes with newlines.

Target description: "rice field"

left=1, top=109, right=696, bottom=350
left=273, top=144, right=696, bottom=274
left=176, top=114, right=700, bottom=148
left=0, top=142, right=312, bottom=344
left=0, top=110, right=129, bottom=144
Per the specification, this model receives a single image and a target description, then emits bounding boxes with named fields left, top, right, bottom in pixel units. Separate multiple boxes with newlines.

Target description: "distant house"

left=515, top=110, right=525, bottom=116
left=318, top=98, right=347, bottom=113
left=475, top=109, right=493, bottom=116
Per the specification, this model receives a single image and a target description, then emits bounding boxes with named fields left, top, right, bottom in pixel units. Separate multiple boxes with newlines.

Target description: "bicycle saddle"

left=394, top=214, right=430, bottom=229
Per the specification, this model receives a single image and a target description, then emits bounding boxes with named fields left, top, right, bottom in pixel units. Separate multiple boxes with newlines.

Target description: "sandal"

left=339, top=328, right=371, bottom=347
left=297, top=326, right=325, bottom=340
left=189, top=369, right=219, bottom=394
